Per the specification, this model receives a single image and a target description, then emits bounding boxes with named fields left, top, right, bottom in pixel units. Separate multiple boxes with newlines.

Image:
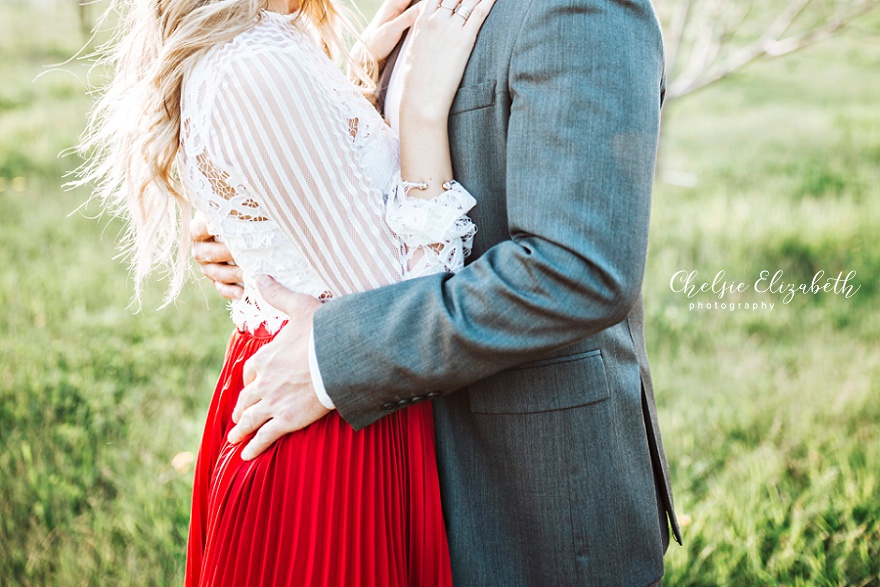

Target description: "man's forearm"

left=314, top=231, right=646, bottom=429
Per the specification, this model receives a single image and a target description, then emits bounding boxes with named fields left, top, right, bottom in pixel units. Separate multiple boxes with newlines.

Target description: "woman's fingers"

left=401, top=0, right=495, bottom=118
left=462, top=0, right=496, bottom=31
left=437, top=0, right=462, bottom=10
left=393, top=3, right=422, bottom=31
left=435, top=0, right=462, bottom=17
left=428, top=0, right=494, bottom=34
left=377, top=3, right=422, bottom=47
left=360, top=1, right=425, bottom=64
left=440, top=0, right=495, bottom=30
left=427, top=0, right=445, bottom=12
left=452, top=1, right=479, bottom=25
left=375, top=0, right=416, bottom=23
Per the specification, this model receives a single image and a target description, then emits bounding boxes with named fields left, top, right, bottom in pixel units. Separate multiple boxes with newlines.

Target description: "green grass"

left=649, top=14, right=880, bottom=586
left=1, top=3, right=230, bottom=584
left=1, top=1, right=878, bottom=586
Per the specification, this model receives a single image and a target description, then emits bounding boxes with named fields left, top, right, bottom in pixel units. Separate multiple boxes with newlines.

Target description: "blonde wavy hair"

left=75, top=0, right=378, bottom=306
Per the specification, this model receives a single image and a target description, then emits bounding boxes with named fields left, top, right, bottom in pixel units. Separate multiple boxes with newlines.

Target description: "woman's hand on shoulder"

left=400, top=0, right=497, bottom=125
left=357, top=0, right=422, bottom=66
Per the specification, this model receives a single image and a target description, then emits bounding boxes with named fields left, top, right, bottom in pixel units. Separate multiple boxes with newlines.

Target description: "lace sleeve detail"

left=384, top=176, right=477, bottom=278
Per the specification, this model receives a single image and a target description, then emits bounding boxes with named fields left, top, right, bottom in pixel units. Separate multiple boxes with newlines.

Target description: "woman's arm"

left=398, top=0, right=495, bottom=199
left=357, top=0, right=496, bottom=200
left=204, top=47, right=406, bottom=296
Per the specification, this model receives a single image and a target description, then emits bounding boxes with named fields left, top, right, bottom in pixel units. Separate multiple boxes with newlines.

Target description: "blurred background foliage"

left=0, top=0, right=878, bottom=585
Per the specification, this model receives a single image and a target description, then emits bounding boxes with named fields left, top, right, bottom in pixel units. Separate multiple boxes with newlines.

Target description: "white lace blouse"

left=179, top=10, right=476, bottom=334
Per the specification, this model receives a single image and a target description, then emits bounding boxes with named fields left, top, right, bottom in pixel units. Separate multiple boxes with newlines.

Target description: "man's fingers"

left=192, top=240, right=234, bottom=264
left=242, top=356, right=258, bottom=388
left=213, top=280, right=244, bottom=301
left=240, top=419, right=289, bottom=461
left=190, top=217, right=242, bottom=300
left=202, top=261, right=243, bottom=286
left=190, top=213, right=213, bottom=242
left=227, top=401, right=270, bottom=445
left=255, top=275, right=292, bottom=312
left=232, top=378, right=260, bottom=424
left=256, top=275, right=321, bottom=316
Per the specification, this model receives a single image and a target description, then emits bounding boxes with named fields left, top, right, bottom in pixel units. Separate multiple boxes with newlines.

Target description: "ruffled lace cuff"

left=384, top=175, right=478, bottom=276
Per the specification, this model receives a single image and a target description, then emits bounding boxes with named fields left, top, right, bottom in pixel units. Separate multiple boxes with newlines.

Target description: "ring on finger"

left=454, top=3, right=473, bottom=19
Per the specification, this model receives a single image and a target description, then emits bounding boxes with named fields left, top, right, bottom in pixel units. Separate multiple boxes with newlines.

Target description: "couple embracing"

left=81, top=0, right=680, bottom=584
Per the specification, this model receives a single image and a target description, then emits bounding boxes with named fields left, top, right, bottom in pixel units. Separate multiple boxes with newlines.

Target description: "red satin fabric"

left=186, top=325, right=452, bottom=587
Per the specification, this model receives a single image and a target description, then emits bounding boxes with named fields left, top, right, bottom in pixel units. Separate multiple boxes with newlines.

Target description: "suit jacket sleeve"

left=312, top=0, right=666, bottom=430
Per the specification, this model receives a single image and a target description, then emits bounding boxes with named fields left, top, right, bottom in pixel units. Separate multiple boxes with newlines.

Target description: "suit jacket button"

left=425, top=391, right=441, bottom=399
left=410, top=395, right=426, bottom=403
left=396, top=398, right=410, bottom=407
left=381, top=402, right=396, bottom=411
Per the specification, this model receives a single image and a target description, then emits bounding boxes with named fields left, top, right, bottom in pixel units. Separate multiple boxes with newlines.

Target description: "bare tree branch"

left=657, top=0, right=880, bottom=101
left=764, top=0, right=814, bottom=40
left=664, top=0, right=694, bottom=79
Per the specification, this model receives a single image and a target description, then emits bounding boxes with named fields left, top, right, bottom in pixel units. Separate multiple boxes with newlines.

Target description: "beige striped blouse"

left=179, top=10, right=476, bottom=333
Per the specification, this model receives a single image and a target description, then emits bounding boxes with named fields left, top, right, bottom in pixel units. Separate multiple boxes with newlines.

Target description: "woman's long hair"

left=74, top=0, right=377, bottom=306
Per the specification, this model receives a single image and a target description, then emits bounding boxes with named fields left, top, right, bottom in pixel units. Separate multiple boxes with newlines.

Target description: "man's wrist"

left=309, top=329, right=335, bottom=410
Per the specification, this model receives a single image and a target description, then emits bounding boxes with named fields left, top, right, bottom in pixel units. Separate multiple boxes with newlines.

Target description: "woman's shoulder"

left=214, top=16, right=307, bottom=67
left=185, top=13, right=317, bottom=112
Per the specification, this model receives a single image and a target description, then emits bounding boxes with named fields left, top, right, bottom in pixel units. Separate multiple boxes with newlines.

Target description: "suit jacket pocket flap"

left=469, top=350, right=610, bottom=414
left=450, top=81, right=497, bottom=115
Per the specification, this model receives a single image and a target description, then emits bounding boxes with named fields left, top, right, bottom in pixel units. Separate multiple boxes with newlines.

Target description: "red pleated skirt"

left=185, top=324, right=453, bottom=587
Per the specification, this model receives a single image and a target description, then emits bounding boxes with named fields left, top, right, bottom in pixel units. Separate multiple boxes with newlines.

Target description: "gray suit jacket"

left=313, top=0, right=681, bottom=584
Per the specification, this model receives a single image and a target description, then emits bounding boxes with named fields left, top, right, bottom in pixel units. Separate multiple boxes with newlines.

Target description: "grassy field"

left=1, top=1, right=878, bottom=585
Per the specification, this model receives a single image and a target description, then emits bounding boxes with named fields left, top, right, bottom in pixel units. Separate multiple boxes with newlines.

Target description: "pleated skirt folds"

left=185, top=325, right=453, bottom=587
